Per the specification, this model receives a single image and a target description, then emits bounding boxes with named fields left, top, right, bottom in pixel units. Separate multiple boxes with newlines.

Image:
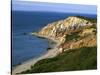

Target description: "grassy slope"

left=22, top=46, right=97, bottom=73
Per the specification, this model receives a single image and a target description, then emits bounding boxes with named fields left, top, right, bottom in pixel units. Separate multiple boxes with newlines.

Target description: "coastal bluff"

left=33, top=16, right=97, bottom=53
left=12, top=16, right=97, bottom=74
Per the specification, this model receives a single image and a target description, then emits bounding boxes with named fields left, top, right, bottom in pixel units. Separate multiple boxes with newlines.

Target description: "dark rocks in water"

left=37, top=36, right=46, bottom=39
left=47, top=47, right=52, bottom=50
left=22, top=32, right=27, bottom=35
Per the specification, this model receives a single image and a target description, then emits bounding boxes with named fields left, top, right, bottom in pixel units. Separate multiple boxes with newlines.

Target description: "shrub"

left=21, top=46, right=97, bottom=73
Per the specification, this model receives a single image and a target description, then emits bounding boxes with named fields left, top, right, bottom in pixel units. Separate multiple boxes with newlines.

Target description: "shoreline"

left=12, top=33, right=59, bottom=75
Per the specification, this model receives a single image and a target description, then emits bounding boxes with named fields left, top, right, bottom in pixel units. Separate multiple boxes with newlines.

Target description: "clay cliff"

left=33, top=16, right=97, bottom=53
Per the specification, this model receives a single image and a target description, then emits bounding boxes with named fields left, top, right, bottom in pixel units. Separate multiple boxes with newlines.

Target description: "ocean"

left=12, top=11, right=96, bottom=67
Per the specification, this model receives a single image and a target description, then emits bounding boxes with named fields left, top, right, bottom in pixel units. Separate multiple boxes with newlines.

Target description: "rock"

left=38, top=16, right=94, bottom=42
left=35, top=16, right=96, bottom=53
left=47, top=47, right=52, bottom=50
left=22, top=32, right=27, bottom=35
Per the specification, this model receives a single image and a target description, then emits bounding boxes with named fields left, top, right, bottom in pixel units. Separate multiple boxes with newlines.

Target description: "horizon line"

left=12, top=1, right=97, bottom=15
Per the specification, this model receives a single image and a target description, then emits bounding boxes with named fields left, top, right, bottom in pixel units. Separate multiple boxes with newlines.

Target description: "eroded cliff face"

left=38, top=16, right=93, bottom=40
left=36, top=16, right=97, bottom=53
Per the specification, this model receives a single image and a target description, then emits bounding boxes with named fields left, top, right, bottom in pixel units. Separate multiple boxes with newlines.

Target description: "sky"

left=12, top=0, right=97, bottom=15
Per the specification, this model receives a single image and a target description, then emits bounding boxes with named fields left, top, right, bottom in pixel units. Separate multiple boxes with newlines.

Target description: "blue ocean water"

left=12, top=11, right=96, bottom=66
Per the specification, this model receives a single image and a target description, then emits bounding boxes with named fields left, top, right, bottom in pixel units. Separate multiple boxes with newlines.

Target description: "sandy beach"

left=12, top=33, right=60, bottom=75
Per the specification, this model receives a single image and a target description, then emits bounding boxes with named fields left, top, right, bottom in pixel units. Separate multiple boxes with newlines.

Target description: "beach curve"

left=12, top=33, right=60, bottom=75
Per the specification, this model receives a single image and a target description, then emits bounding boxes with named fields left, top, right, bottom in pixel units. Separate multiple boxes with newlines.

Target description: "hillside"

left=21, top=46, right=97, bottom=73
left=24, top=16, right=97, bottom=73
left=34, top=16, right=97, bottom=53
left=38, top=16, right=95, bottom=40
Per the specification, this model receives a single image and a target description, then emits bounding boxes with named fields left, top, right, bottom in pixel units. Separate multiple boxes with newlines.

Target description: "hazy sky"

left=12, top=0, right=97, bottom=14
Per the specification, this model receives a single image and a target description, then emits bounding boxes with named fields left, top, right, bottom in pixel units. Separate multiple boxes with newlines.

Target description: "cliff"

left=21, top=16, right=97, bottom=73
left=33, top=16, right=97, bottom=53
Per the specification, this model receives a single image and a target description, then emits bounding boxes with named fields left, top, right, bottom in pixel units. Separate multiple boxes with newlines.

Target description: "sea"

left=12, top=11, right=96, bottom=67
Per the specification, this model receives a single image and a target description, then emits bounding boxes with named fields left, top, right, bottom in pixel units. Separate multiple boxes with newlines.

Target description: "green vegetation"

left=21, top=46, right=97, bottom=73
left=65, top=32, right=80, bottom=41
left=76, top=16, right=97, bottom=23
